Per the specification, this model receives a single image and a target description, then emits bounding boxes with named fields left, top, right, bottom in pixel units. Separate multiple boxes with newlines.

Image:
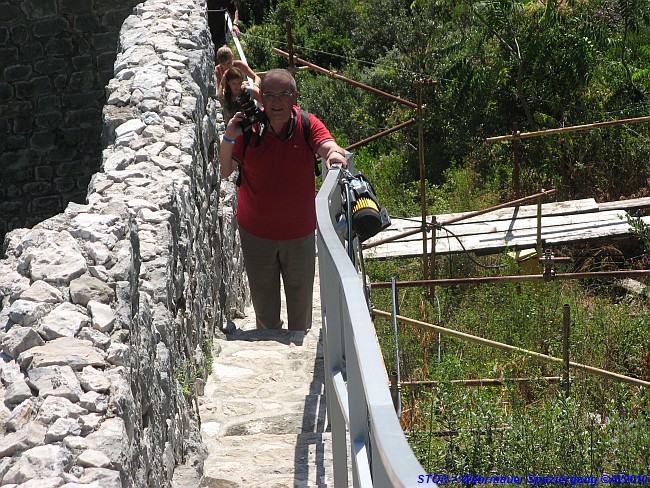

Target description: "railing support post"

left=512, top=122, right=520, bottom=198
left=429, top=216, right=437, bottom=298
left=416, top=80, right=428, bottom=280
left=563, top=304, right=571, bottom=397
left=390, top=370, right=401, bottom=418
left=536, top=192, right=543, bottom=258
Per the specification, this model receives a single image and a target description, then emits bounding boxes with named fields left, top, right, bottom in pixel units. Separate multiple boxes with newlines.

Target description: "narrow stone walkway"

left=197, top=269, right=335, bottom=487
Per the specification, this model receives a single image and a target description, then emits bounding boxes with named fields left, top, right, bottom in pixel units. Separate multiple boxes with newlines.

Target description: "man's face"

left=261, top=76, right=296, bottom=126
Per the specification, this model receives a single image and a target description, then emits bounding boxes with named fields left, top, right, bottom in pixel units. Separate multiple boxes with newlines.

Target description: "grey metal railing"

left=225, top=14, right=247, bottom=68
left=316, top=167, right=429, bottom=487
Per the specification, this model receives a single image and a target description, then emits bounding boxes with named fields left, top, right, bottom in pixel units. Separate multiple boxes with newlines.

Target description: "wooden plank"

left=433, top=198, right=599, bottom=224
left=598, top=196, right=650, bottom=212
left=371, top=199, right=600, bottom=243
left=363, top=197, right=647, bottom=260
left=372, top=217, right=497, bottom=239
left=470, top=217, right=631, bottom=250
left=365, top=211, right=634, bottom=259
left=368, top=210, right=628, bottom=243
left=466, top=210, right=628, bottom=235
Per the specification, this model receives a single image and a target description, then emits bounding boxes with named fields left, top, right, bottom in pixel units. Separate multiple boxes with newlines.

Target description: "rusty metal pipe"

left=372, top=308, right=650, bottom=388
left=563, top=304, right=571, bottom=397
left=399, top=376, right=563, bottom=387
left=345, top=118, right=417, bottom=152
left=363, top=225, right=427, bottom=250
left=272, top=48, right=418, bottom=108
left=487, top=115, right=650, bottom=143
left=370, top=269, right=650, bottom=289
left=417, top=82, right=428, bottom=278
left=440, top=188, right=556, bottom=225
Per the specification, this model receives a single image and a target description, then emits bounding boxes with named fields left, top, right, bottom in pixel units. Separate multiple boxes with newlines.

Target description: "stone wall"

left=0, top=0, right=248, bottom=486
left=0, top=0, right=142, bottom=242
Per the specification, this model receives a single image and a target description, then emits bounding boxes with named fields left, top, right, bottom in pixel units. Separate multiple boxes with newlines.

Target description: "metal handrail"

left=316, top=168, right=429, bottom=487
left=224, top=14, right=259, bottom=106
left=225, top=14, right=247, bottom=67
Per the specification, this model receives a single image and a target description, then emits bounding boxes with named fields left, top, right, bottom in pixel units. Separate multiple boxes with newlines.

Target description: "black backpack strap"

left=235, top=129, right=254, bottom=187
left=300, top=109, right=321, bottom=176
left=235, top=111, right=318, bottom=187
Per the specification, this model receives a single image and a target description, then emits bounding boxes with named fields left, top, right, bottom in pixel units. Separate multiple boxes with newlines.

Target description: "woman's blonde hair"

left=216, top=46, right=233, bottom=64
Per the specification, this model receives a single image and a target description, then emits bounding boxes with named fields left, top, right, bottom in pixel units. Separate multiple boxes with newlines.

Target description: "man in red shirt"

left=220, top=69, right=348, bottom=332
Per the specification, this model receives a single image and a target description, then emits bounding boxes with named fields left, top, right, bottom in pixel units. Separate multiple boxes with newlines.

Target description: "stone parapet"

left=0, top=0, right=249, bottom=486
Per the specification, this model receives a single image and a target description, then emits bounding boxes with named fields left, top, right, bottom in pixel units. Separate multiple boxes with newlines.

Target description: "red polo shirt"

left=232, top=106, right=333, bottom=240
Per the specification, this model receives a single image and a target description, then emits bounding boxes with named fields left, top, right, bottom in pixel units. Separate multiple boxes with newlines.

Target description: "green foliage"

left=241, top=0, right=650, bottom=201
left=627, top=215, right=650, bottom=252
left=202, top=339, right=214, bottom=376
left=235, top=0, right=273, bottom=27
left=410, top=389, right=617, bottom=475
left=176, top=340, right=214, bottom=397
left=368, top=254, right=650, bottom=473
left=176, top=358, right=199, bottom=396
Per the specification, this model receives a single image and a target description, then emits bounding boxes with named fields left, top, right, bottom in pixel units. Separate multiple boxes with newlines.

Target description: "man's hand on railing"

left=318, top=141, right=348, bottom=169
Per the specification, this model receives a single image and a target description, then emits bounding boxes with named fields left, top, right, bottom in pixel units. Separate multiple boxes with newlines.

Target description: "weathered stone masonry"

left=0, top=0, right=248, bottom=486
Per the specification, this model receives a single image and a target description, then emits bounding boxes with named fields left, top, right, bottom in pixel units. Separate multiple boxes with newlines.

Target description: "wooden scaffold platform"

left=363, top=196, right=650, bottom=259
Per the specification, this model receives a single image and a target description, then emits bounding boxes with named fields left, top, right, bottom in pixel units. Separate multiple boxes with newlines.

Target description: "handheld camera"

left=236, top=88, right=266, bottom=131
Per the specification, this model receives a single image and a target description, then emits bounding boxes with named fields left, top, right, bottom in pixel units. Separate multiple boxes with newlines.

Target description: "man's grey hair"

left=261, top=68, right=297, bottom=93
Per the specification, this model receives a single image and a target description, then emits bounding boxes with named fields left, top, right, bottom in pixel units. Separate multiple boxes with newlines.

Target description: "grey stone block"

left=58, top=0, right=93, bottom=15
left=34, top=57, right=67, bottom=74
left=0, top=47, right=18, bottom=66
left=21, top=0, right=57, bottom=19
left=33, top=16, right=69, bottom=37
left=10, top=25, right=29, bottom=45
left=0, top=3, right=21, bottom=23
left=4, top=64, right=33, bottom=81
left=44, top=37, right=73, bottom=55
left=0, top=82, right=14, bottom=102
left=30, top=195, right=61, bottom=214
left=15, top=76, right=52, bottom=99
left=20, top=41, right=45, bottom=61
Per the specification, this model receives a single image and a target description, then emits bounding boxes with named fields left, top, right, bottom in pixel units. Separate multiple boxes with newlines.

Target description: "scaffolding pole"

left=372, top=309, right=650, bottom=388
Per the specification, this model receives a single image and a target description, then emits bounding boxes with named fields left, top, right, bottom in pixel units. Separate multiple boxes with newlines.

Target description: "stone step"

left=201, top=432, right=333, bottom=487
left=202, top=395, right=327, bottom=436
left=197, top=268, right=339, bottom=487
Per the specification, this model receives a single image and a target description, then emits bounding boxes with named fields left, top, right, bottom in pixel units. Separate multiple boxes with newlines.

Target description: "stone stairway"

left=197, top=270, right=336, bottom=487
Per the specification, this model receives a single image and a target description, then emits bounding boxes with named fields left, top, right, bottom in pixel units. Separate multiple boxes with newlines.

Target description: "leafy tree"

left=615, top=0, right=650, bottom=99
left=239, top=0, right=650, bottom=202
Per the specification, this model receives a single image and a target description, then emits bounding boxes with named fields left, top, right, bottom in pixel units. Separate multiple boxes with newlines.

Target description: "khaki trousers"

left=239, top=227, right=315, bottom=331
